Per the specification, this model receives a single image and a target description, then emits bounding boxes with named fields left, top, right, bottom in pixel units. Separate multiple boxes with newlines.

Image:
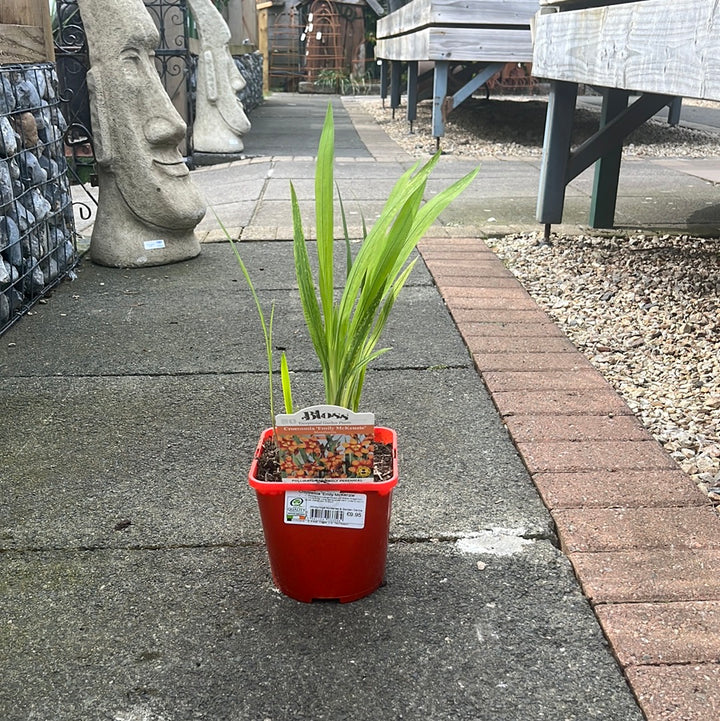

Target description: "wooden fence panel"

left=0, top=0, right=55, bottom=64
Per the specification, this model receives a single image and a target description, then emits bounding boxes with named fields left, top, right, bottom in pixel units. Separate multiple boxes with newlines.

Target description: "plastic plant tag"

left=274, top=405, right=375, bottom=481
left=284, top=490, right=367, bottom=528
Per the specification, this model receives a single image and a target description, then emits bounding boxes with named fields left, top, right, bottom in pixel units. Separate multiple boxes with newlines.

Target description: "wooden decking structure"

left=533, top=0, right=720, bottom=229
left=375, top=0, right=538, bottom=139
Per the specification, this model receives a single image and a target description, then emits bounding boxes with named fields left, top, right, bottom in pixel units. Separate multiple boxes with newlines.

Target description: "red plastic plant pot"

left=248, top=426, right=399, bottom=603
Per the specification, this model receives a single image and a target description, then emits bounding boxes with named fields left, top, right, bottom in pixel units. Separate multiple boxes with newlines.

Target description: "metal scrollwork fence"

left=141, top=0, right=195, bottom=157
left=53, top=0, right=196, bottom=171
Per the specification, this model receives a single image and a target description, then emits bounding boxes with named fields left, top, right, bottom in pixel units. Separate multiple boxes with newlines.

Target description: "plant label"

left=274, top=404, right=375, bottom=481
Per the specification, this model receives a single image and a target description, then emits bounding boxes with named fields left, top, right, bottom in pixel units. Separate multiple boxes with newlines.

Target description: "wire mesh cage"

left=0, top=62, right=78, bottom=335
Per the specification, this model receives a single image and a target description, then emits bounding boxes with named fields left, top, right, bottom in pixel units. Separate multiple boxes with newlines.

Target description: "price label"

left=284, top=491, right=367, bottom=529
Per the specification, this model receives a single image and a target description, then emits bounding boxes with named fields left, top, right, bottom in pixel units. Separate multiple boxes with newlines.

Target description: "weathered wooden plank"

left=539, top=0, right=644, bottom=8
left=0, top=0, right=54, bottom=63
left=0, top=0, right=44, bottom=26
left=533, top=0, right=720, bottom=100
left=377, top=0, right=538, bottom=38
left=377, top=30, right=430, bottom=61
left=0, top=23, right=47, bottom=64
left=377, top=26, right=533, bottom=61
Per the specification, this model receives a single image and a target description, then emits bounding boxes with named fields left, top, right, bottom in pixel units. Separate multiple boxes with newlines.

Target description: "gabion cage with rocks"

left=1, top=62, right=78, bottom=335
left=234, top=51, right=264, bottom=114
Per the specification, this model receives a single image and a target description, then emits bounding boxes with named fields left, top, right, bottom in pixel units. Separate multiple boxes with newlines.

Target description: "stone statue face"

left=209, top=25, right=252, bottom=138
left=187, top=0, right=250, bottom=153
left=83, top=0, right=205, bottom=231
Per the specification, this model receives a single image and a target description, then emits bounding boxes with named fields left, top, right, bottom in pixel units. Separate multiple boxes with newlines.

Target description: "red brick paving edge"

left=419, top=238, right=720, bottom=721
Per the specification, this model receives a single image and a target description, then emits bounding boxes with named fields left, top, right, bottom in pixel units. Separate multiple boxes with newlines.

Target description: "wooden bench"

left=375, top=0, right=538, bottom=139
left=533, top=0, right=720, bottom=230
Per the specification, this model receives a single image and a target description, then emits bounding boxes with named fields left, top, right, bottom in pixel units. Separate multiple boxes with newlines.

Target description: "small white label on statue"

left=144, top=239, right=166, bottom=250
left=283, top=491, right=366, bottom=529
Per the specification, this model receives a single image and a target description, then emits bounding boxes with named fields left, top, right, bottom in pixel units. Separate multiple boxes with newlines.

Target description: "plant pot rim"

left=248, top=426, right=398, bottom=496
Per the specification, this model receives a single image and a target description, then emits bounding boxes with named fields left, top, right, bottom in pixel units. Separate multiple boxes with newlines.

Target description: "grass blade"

left=280, top=352, right=294, bottom=414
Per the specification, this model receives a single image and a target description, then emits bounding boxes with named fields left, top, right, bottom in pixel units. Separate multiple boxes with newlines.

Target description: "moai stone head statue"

left=187, top=0, right=251, bottom=154
left=79, top=0, right=206, bottom=267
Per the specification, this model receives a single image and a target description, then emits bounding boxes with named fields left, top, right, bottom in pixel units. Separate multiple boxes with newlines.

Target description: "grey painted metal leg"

left=589, top=88, right=629, bottom=229
left=668, top=97, right=682, bottom=126
left=432, top=61, right=449, bottom=143
left=451, top=62, right=504, bottom=108
left=390, top=61, right=402, bottom=118
left=536, top=80, right=578, bottom=226
left=567, top=92, right=672, bottom=180
left=407, top=61, right=418, bottom=133
left=380, top=60, right=389, bottom=107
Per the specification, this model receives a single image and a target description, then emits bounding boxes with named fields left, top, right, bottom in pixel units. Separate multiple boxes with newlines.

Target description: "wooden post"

left=589, top=88, right=629, bottom=229
left=406, top=61, right=418, bottom=131
left=0, top=0, right=55, bottom=63
left=432, top=60, right=449, bottom=141
left=390, top=60, right=402, bottom=114
left=380, top=60, right=388, bottom=102
left=536, top=80, right=578, bottom=226
left=227, top=0, right=259, bottom=48
left=257, top=2, right=271, bottom=94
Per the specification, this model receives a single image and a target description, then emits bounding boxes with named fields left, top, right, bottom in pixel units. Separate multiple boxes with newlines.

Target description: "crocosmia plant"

left=229, top=103, right=479, bottom=423
left=289, top=104, right=479, bottom=412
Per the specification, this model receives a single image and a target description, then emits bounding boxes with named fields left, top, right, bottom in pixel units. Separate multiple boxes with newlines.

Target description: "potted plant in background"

left=227, top=105, right=478, bottom=603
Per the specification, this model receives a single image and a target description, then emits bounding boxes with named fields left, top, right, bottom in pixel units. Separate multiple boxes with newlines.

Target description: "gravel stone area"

left=487, top=231, right=720, bottom=500
left=361, top=94, right=720, bottom=499
left=360, top=95, right=720, bottom=159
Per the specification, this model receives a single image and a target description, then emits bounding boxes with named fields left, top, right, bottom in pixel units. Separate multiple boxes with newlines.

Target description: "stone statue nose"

left=143, top=115, right=184, bottom=146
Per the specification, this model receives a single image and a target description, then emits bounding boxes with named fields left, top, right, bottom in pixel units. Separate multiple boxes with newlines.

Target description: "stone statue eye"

left=120, top=50, right=143, bottom=80
left=121, top=52, right=139, bottom=64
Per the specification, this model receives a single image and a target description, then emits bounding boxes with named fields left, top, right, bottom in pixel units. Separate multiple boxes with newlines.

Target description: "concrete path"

left=3, top=93, right=719, bottom=720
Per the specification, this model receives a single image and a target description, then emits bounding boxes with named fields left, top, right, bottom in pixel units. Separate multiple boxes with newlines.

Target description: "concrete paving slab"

left=270, top=157, right=415, bottom=179
left=343, top=96, right=416, bottom=162
left=197, top=200, right=256, bottom=231
left=614, top=197, right=720, bottom=233
left=653, top=157, right=720, bottom=184
left=3, top=92, right=659, bottom=721
left=567, top=159, right=714, bottom=195
left=438, top=194, right=595, bottom=230
left=0, top=257, right=464, bottom=377
left=0, top=365, right=552, bottom=551
left=191, top=162, right=269, bottom=200
left=243, top=95, right=371, bottom=159
left=0, top=541, right=643, bottom=721
left=262, top=176, right=402, bottom=202
left=248, top=198, right=393, bottom=233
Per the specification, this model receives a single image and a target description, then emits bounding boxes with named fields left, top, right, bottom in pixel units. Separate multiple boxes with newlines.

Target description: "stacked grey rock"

left=0, top=63, right=76, bottom=329
left=234, top=52, right=263, bottom=114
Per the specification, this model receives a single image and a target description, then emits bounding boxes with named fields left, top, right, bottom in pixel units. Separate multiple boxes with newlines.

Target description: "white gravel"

left=360, top=95, right=720, bottom=159
left=486, top=232, right=720, bottom=498
left=362, top=94, right=720, bottom=498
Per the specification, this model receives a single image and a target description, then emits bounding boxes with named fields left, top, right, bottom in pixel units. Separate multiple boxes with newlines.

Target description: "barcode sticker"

left=284, top=491, right=366, bottom=529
